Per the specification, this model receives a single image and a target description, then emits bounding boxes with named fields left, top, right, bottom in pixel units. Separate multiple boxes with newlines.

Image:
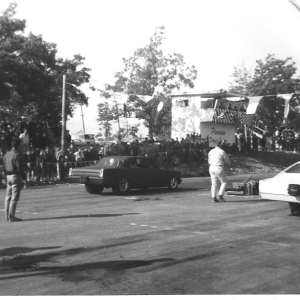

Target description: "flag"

left=136, top=95, right=154, bottom=103
left=278, top=93, right=293, bottom=121
left=246, top=96, right=263, bottom=114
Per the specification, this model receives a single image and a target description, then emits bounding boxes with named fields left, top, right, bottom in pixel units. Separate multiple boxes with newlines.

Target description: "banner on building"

left=278, top=94, right=293, bottom=121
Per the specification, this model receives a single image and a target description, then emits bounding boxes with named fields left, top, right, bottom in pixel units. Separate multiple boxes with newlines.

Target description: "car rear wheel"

left=114, top=178, right=131, bottom=194
left=288, top=202, right=300, bottom=214
left=168, top=177, right=178, bottom=190
left=85, top=183, right=104, bottom=194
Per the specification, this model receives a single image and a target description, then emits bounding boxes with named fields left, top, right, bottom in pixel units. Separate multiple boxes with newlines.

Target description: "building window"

left=177, top=99, right=189, bottom=107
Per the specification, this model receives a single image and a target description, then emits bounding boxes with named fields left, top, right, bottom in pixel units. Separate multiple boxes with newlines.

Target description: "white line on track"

left=258, top=241, right=290, bottom=247
left=129, top=224, right=210, bottom=236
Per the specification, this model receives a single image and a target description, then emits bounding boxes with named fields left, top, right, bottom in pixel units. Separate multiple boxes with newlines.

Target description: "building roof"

left=170, top=90, right=247, bottom=98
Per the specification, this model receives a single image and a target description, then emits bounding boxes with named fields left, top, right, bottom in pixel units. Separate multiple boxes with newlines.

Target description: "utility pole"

left=80, top=104, right=86, bottom=134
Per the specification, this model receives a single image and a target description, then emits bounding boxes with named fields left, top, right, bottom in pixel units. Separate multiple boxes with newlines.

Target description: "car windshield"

left=285, top=163, right=300, bottom=173
left=84, top=134, right=94, bottom=139
left=97, top=157, right=126, bottom=168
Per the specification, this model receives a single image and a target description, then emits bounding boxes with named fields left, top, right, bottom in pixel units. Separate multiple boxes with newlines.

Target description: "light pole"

left=61, top=75, right=66, bottom=158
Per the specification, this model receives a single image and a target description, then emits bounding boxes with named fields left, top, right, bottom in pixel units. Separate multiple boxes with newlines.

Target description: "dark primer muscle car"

left=69, top=156, right=182, bottom=194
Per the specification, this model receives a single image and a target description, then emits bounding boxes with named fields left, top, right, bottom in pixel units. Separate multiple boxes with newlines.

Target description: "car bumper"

left=260, top=192, right=300, bottom=203
left=68, top=175, right=105, bottom=185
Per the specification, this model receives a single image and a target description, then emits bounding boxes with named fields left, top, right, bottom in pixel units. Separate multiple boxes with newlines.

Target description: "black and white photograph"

left=1, top=0, right=300, bottom=297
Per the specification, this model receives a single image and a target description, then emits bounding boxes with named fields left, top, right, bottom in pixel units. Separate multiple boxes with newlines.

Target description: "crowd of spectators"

left=2, top=114, right=299, bottom=184
left=0, top=116, right=65, bottom=154
left=232, top=126, right=300, bottom=154
left=0, top=128, right=212, bottom=183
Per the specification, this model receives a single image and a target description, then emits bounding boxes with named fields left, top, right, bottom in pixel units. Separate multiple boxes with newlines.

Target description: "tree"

left=0, top=3, right=91, bottom=128
left=228, top=61, right=252, bottom=95
left=230, top=54, right=300, bottom=133
left=97, top=102, right=115, bottom=138
left=99, top=26, right=197, bottom=137
left=249, top=54, right=300, bottom=133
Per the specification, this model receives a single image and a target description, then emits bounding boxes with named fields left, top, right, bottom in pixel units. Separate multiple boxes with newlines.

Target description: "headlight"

left=99, top=169, right=103, bottom=178
left=69, top=168, right=73, bottom=176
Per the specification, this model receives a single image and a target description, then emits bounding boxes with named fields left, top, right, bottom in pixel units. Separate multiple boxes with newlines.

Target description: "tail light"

left=69, top=168, right=73, bottom=176
left=99, top=169, right=103, bottom=178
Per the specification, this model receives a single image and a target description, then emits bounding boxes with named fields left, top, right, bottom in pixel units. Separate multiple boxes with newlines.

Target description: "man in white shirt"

left=208, top=140, right=231, bottom=203
left=19, top=129, right=30, bottom=153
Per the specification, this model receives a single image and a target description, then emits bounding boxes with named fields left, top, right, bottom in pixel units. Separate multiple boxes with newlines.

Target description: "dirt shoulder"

left=178, top=151, right=300, bottom=177
left=227, top=151, right=300, bottom=176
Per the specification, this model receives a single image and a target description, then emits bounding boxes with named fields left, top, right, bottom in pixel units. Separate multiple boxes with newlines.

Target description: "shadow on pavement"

left=0, top=258, right=175, bottom=282
left=0, top=246, right=62, bottom=257
left=101, top=187, right=203, bottom=197
left=22, top=213, right=139, bottom=222
left=0, top=241, right=175, bottom=283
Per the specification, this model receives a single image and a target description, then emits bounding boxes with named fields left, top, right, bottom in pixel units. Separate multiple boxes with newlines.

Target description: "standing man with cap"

left=3, top=137, right=26, bottom=221
left=208, top=140, right=231, bottom=203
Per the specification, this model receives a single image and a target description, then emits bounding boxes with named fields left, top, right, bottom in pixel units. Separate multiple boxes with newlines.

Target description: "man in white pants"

left=208, top=140, right=231, bottom=203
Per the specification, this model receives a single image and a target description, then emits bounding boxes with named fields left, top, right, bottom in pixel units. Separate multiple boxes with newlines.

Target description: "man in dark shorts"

left=3, top=138, right=26, bottom=222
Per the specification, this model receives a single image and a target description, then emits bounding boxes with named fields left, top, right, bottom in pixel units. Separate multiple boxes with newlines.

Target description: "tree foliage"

left=228, top=62, right=252, bottom=95
left=97, top=102, right=113, bottom=138
left=0, top=3, right=91, bottom=127
left=99, top=26, right=197, bottom=137
left=230, top=54, right=300, bottom=132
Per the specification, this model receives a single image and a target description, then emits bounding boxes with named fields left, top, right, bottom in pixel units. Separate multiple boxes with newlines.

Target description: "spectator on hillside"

left=37, top=149, right=47, bottom=182
left=130, top=140, right=139, bottom=156
left=40, top=131, right=50, bottom=149
left=22, top=149, right=31, bottom=182
left=45, top=147, right=56, bottom=182
left=260, top=135, right=267, bottom=152
left=74, top=149, right=83, bottom=165
left=19, top=129, right=30, bottom=153
left=66, top=130, right=72, bottom=147
left=236, top=132, right=245, bottom=154
left=28, top=147, right=37, bottom=181
left=252, top=134, right=258, bottom=153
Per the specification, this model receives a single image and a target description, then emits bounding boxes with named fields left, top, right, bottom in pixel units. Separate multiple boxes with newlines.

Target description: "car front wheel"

left=168, top=177, right=178, bottom=190
left=85, top=183, right=104, bottom=194
left=114, top=178, right=131, bottom=194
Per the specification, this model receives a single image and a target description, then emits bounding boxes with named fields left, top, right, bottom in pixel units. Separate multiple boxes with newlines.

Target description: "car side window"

left=285, top=163, right=300, bottom=173
left=130, top=159, right=138, bottom=168
left=124, top=158, right=137, bottom=168
left=138, top=158, right=155, bottom=169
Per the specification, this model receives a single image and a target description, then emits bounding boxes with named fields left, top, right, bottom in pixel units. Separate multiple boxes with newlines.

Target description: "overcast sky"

left=2, top=0, right=300, bottom=134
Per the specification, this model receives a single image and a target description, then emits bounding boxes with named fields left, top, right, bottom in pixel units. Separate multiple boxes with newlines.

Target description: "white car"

left=71, top=134, right=96, bottom=146
left=259, top=162, right=300, bottom=214
left=95, top=137, right=117, bottom=146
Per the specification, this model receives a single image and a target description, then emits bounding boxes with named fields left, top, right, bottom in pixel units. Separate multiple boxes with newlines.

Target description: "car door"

left=136, top=157, right=160, bottom=187
left=124, top=157, right=143, bottom=188
left=146, top=158, right=168, bottom=187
